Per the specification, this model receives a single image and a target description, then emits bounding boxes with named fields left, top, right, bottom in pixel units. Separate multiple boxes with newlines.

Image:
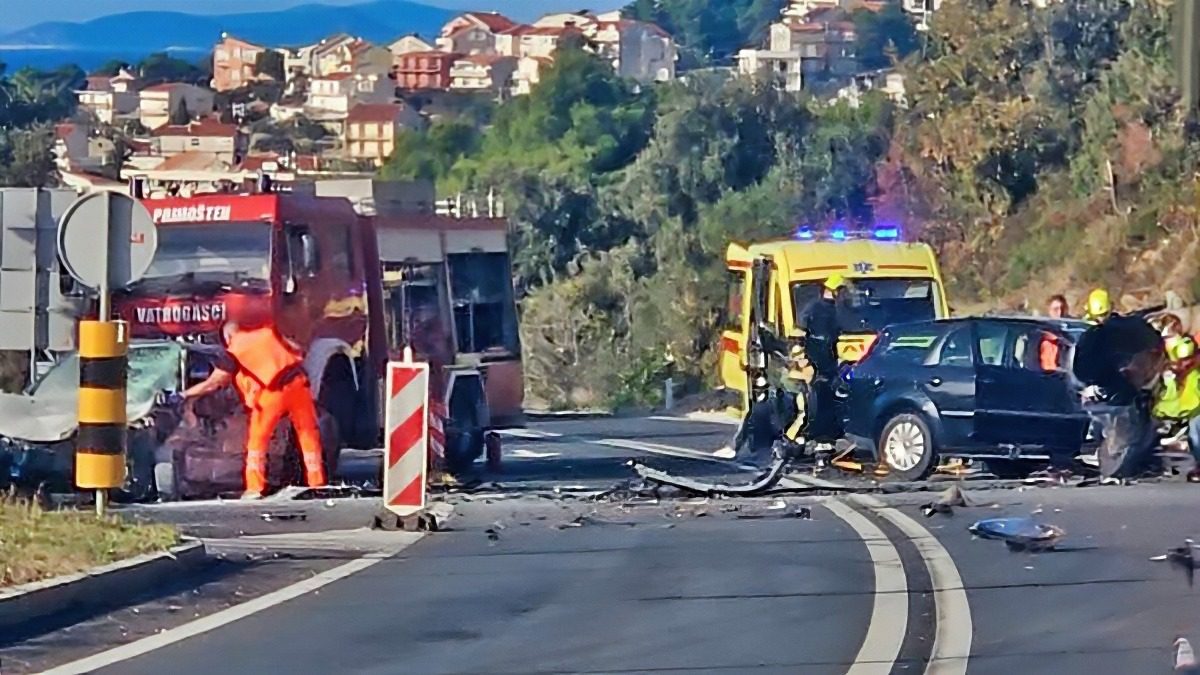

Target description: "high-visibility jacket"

left=1154, top=369, right=1200, bottom=420
left=225, top=325, right=303, bottom=404
left=1039, top=334, right=1060, bottom=372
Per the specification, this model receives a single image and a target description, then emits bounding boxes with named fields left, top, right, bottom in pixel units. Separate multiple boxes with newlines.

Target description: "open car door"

left=720, top=243, right=754, bottom=398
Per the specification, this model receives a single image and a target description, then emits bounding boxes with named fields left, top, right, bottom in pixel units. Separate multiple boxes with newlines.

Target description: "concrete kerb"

left=0, top=540, right=209, bottom=634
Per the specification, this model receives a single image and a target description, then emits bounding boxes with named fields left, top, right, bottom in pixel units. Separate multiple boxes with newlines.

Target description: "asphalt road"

left=8, top=415, right=1200, bottom=674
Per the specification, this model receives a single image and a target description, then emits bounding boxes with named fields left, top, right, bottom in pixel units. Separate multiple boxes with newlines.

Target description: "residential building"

left=436, top=12, right=518, bottom=54
left=151, top=117, right=244, bottom=164
left=211, top=34, right=267, bottom=91
left=736, top=3, right=859, bottom=92
left=533, top=10, right=612, bottom=28
left=307, top=72, right=392, bottom=114
left=343, top=103, right=422, bottom=165
left=512, top=56, right=552, bottom=96
left=395, top=51, right=460, bottom=90
left=389, top=34, right=435, bottom=60
left=74, top=68, right=140, bottom=124
left=587, top=18, right=677, bottom=82
left=508, top=26, right=584, bottom=59
left=449, top=54, right=518, bottom=94
left=53, top=123, right=95, bottom=172
left=277, top=43, right=319, bottom=80
left=139, top=83, right=215, bottom=130
left=903, top=0, right=941, bottom=26
left=311, top=34, right=390, bottom=78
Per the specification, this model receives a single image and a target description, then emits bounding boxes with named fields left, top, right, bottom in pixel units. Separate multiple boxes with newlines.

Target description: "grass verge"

left=0, top=498, right=178, bottom=588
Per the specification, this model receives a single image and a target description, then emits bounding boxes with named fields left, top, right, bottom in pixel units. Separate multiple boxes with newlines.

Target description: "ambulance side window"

left=724, top=270, right=745, bottom=332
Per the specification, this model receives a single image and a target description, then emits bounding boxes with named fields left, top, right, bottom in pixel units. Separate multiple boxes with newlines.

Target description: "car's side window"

left=1012, top=327, right=1062, bottom=372
left=975, top=323, right=1009, bottom=366
left=936, top=326, right=972, bottom=367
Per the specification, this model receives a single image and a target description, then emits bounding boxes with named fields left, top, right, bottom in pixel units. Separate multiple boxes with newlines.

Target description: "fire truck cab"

left=113, top=190, right=521, bottom=495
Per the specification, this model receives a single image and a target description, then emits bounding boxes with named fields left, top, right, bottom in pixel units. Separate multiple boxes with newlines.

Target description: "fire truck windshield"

left=142, top=222, right=272, bottom=285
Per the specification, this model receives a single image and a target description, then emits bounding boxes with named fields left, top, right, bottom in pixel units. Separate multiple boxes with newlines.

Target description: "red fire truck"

left=111, top=190, right=522, bottom=495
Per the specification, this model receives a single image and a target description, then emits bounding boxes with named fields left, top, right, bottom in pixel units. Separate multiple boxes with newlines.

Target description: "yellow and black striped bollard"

left=76, top=320, right=128, bottom=516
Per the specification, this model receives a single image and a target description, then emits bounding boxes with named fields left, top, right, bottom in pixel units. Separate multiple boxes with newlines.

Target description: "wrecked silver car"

left=0, top=341, right=336, bottom=501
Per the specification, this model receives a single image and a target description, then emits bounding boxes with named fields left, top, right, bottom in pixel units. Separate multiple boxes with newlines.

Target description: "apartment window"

left=420, top=57, right=429, bottom=69
left=215, top=48, right=227, bottom=60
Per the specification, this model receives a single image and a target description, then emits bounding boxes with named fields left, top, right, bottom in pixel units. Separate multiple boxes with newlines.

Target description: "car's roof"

left=886, top=316, right=1085, bottom=331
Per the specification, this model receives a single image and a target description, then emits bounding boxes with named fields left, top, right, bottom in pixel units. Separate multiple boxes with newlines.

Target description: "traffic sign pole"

left=57, top=191, right=157, bottom=517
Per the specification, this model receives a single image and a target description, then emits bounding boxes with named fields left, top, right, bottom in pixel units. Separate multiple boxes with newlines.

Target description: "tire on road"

left=878, top=413, right=938, bottom=481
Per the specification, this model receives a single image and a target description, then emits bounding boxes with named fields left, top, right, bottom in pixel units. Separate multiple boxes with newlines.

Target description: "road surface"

left=4, top=415, right=1200, bottom=674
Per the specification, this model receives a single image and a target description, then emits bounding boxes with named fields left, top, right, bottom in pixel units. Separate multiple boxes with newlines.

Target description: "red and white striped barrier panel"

left=429, top=400, right=447, bottom=466
left=384, top=361, right=429, bottom=517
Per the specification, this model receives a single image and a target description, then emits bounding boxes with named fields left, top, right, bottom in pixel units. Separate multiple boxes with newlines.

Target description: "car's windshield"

left=29, top=343, right=182, bottom=404
left=794, top=277, right=939, bottom=333
left=141, top=222, right=272, bottom=284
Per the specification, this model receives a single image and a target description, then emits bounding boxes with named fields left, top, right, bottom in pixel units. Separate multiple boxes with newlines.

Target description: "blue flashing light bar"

left=792, top=224, right=904, bottom=242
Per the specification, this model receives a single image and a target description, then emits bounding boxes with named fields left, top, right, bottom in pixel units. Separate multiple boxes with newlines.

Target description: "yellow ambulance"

left=719, top=225, right=951, bottom=397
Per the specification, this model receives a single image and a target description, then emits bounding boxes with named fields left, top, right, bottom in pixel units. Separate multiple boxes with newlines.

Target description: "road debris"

left=260, top=512, right=307, bottom=522
left=1151, top=539, right=1200, bottom=586
left=969, top=517, right=1065, bottom=552
left=485, top=527, right=501, bottom=542
left=920, top=484, right=971, bottom=518
left=1176, top=637, right=1197, bottom=671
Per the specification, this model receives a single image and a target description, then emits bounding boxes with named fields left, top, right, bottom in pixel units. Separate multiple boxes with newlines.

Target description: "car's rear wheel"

left=879, top=413, right=937, bottom=481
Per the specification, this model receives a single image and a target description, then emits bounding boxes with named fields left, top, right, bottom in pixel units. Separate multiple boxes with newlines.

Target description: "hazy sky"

left=5, top=0, right=627, bottom=31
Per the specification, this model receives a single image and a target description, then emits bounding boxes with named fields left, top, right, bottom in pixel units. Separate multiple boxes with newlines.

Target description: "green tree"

left=854, top=1, right=920, bottom=70
left=254, top=50, right=286, bottom=82
left=0, top=125, right=57, bottom=187
left=138, top=52, right=206, bottom=85
left=169, top=96, right=192, bottom=125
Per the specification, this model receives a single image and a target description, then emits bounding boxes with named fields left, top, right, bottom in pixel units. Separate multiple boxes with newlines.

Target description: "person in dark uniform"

left=798, top=274, right=846, bottom=441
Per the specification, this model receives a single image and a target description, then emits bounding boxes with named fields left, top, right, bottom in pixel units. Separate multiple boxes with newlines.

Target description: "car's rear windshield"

left=794, top=277, right=939, bottom=333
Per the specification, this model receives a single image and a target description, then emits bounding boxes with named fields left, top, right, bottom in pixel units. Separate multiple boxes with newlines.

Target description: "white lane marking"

left=42, top=538, right=421, bottom=675
left=508, top=448, right=562, bottom=459
left=853, top=494, right=972, bottom=675
left=495, top=428, right=564, bottom=440
left=592, top=438, right=758, bottom=471
left=648, top=413, right=740, bottom=426
left=790, top=474, right=972, bottom=675
left=823, top=500, right=908, bottom=675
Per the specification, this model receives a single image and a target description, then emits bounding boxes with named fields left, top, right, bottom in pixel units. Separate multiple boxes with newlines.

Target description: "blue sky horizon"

left=6, top=0, right=627, bottom=32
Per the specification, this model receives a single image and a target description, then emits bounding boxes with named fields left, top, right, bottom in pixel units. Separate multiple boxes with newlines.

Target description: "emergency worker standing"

left=798, top=275, right=845, bottom=440
left=182, top=292, right=325, bottom=499
left=1083, top=288, right=1113, bottom=324
left=1153, top=336, right=1200, bottom=482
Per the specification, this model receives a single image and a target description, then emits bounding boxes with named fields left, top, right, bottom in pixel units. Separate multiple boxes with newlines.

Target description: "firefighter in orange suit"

left=182, top=292, right=325, bottom=499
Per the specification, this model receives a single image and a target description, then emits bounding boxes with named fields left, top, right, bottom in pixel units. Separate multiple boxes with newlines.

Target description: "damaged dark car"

left=842, top=315, right=1166, bottom=481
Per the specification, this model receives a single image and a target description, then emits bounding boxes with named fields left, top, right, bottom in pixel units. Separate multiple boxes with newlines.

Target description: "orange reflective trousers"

left=242, top=374, right=325, bottom=494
